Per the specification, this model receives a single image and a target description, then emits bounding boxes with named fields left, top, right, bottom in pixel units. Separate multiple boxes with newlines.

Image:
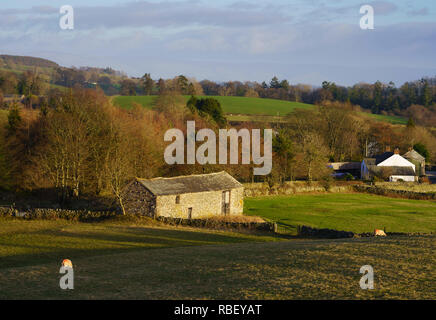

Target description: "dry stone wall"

left=244, top=182, right=354, bottom=197
left=354, top=185, right=436, bottom=200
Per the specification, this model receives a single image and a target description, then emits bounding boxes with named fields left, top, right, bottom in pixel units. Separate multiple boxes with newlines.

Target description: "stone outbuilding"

left=402, top=148, right=426, bottom=176
left=122, top=171, right=244, bottom=219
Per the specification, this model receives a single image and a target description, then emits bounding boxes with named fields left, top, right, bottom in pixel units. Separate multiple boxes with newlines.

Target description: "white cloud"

left=0, top=0, right=435, bottom=85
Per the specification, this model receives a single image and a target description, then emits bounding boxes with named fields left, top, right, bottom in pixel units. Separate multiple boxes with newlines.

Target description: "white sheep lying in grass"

left=62, top=259, right=73, bottom=268
left=374, top=229, right=387, bottom=236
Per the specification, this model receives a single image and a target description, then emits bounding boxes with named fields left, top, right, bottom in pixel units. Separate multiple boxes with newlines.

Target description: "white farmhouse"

left=361, top=148, right=416, bottom=182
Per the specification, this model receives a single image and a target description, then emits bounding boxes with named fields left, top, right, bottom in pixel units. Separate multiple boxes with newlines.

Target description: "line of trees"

left=2, top=89, right=165, bottom=206
left=3, top=89, right=435, bottom=203
left=2, top=63, right=435, bottom=127
left=0, top=89, right=251, bottom=206
left=269, top=101, right=436, bottom=184
left=121, top=74, right=436, bottom=126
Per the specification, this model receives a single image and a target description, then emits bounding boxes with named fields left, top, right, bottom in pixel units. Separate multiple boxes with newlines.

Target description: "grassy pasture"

left=360, top=112, right=407, bottom=125
left=226, top=114, right=288, bottom=123
left=0, top=193, right=435, bottom=299
left=245, top=193, right=436, bottom=235
left=0, top=217, right=434, bottom=299
left=0, top=218, right=279, bottom=270
left=0, top=66, right=54, bottom=76
left=112, top=95, right=407, bottom=124
left=112, top=95, right=156, bottom=110
left=113, top=95, right=314, bottom=116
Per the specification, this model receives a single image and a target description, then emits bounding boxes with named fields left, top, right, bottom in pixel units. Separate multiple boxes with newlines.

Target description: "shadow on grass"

left=0, top=225, right=283, bottom=269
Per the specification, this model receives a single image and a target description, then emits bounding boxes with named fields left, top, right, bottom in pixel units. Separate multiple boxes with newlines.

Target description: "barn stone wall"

left=156, top=187, right=244, bottom=219
left=123, top=181, right=156, bottom=217
left=230, top=187, right=244, bottom=214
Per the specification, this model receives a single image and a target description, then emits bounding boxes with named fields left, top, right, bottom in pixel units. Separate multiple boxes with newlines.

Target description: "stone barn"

left=122, top=171, right=244, bottom=219
left=402, top=148, right=426, bottom=176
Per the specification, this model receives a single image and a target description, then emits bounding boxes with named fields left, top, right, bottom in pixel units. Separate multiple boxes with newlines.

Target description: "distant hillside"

left=113, top=95, right=407, bottom=124
left=0, top=55, right=59, bottom=69
left=0, top=54, right=126, bottom=95
left=113, top=95, right=314, bottom=115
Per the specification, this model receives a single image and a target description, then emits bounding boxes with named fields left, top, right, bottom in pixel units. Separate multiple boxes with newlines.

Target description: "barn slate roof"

left=403, top=149, right=425, bottom=161
left=374, top=152, right=395, bottom=164
left=364, top=152, right=396, bottom=166
left=367, top=165, right=415, bottom=176
left=137, top=171, right=243, bottom=196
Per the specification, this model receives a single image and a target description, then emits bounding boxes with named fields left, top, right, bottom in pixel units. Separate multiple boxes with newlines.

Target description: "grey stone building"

left=122, top=171, right=244, bottom=219
left=402, top=148, right=426, bottom=176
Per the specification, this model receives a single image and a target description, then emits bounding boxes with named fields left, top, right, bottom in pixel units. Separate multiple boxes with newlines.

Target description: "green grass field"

left=0, top=217, right=279, bottom=270
left=245, top=193, right=436, bottom=234
left=0, top=193, right=435, bottom=299
left=113, top=95, right=315, bottom=116
left=0, top=217, right=434, bottom=299
left=0, top=66, right=54, bottom=76
left=112, top=95, right=407, bottom=124
left=361, top=112, right=407, bottom=125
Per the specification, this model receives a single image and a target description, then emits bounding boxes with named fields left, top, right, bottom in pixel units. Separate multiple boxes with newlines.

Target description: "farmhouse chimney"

left=408, top=146, right=413, bottom=151
left=394, top=147, right=400, bottom=155
left=385, top=146, right=391, bottom=152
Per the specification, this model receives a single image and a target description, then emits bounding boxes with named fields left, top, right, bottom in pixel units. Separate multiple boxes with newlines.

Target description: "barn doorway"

left=222, top=191, right=230, bottom=215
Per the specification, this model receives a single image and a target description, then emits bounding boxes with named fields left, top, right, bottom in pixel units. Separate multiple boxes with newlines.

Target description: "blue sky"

left=1, top=0, right=435, bottom=86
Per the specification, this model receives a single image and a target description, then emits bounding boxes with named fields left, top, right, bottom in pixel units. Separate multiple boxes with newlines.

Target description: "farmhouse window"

left=188, top=207, right=192, bottom=219
left=175, top=195, right=180, bottom=204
